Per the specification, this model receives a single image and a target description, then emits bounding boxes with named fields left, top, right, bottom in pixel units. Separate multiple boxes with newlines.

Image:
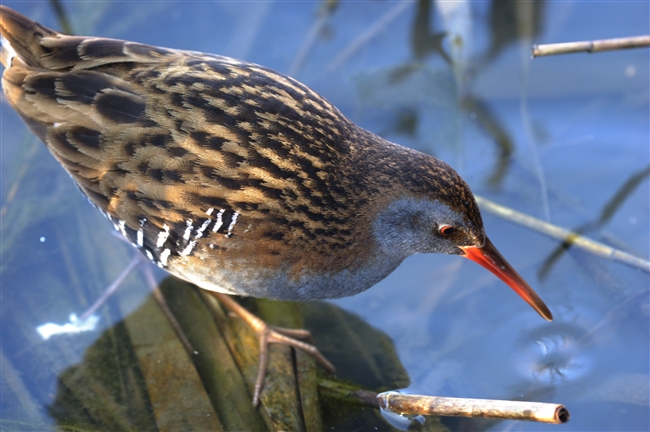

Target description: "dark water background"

left=1, top=1, right=648, bottom=430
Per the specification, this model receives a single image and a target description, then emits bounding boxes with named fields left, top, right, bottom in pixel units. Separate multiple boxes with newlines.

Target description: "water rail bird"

left=0, top=6, right=552, bottom=406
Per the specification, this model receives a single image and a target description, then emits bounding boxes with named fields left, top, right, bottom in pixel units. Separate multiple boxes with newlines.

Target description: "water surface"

left=1, top=1, right=648, bottom=430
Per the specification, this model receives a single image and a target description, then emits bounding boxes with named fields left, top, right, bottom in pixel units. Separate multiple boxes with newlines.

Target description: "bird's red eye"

left=439, top=225, right=457, bottom=236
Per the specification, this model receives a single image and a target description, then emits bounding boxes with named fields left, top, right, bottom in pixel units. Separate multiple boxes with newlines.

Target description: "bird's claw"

left=211, top=292, right=335, bottom=407
left=252, top=323, right=335, bottom=407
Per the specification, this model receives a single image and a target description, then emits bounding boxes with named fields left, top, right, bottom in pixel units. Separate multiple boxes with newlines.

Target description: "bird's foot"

left=211, top=292, right=335, bottom=407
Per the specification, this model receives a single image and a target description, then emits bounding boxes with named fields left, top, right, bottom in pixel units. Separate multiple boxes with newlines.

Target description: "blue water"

left=1, top=1, right=648, bottom=430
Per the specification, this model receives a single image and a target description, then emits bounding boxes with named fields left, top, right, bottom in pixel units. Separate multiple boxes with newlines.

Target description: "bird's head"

left=370, top=155, right=552, bottom=321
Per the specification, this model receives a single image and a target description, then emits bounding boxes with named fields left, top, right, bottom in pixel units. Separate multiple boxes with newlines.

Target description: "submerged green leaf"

left=39, top=277, right=419, bottom=431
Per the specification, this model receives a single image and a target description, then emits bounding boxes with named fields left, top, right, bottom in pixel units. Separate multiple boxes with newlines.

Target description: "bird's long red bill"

left=461, top=237, right=553, bottom=321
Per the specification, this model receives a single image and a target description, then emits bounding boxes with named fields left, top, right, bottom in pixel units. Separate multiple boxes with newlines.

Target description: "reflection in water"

left=289, top=0, right=339, bottom=76
left=411, top=0, right=450, bottom=63
left=1, top=1, right=648, bottom=431
left=327, top=0, right=413, bottom=72
left=461, top=95, right=514, bottom=187
left=49, top=0, right=73, bottom=35
left=46, top=279, right=413, bottom=430
left=580, top=289, right=649, bottom=349
left=358, top=0, right=548, bottom=188
left=380, top=405, right=427, bottom=431
left=485, top=0, right=545, bottom=64
left=540, top=165, right=650, bottom=279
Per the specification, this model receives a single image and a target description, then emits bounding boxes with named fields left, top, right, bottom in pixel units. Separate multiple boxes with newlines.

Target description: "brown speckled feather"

left=1, top=6, right=485, bottom=300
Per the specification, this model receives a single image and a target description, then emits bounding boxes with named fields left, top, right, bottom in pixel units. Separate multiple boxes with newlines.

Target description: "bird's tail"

left=0, top=6, right=59, bottom=69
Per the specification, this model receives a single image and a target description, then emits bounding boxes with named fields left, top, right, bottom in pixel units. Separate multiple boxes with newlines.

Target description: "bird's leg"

left=210, top=292, right=335, bottom=407
left=138, top=258, right=195, bottom=354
